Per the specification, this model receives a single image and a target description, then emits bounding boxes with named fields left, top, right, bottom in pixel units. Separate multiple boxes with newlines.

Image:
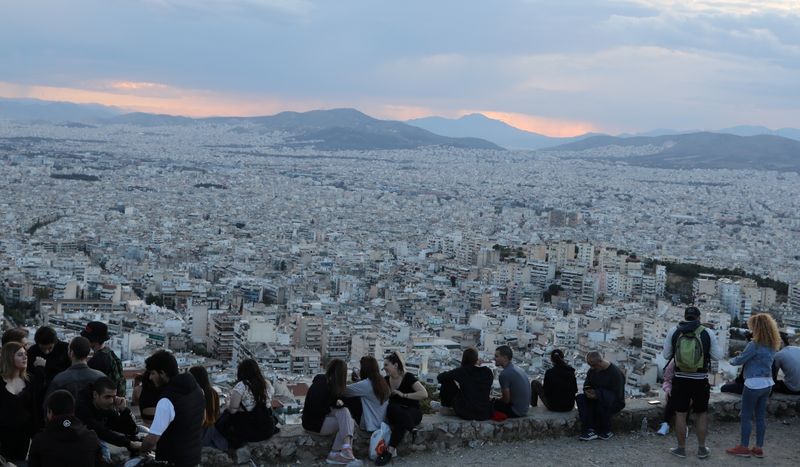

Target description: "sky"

left=1, top=0, right=799, bottom=136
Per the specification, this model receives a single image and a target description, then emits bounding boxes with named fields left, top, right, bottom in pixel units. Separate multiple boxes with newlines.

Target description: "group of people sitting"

left=0, top=323, right=279, bottom=467
left=300, top=346, right=625, bottom=465
left=4, top=309, right=797, bottom=466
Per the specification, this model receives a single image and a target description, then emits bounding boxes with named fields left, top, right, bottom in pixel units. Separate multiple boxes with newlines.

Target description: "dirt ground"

left=391, top=417, right=799, bottom=467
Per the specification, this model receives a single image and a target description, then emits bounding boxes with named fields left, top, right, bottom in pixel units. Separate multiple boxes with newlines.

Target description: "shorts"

left=671, top=377, right=710, bottom=413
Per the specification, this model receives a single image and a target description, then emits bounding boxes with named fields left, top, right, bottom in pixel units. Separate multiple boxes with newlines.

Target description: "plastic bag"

left=368, top=422, right=392, bottom=461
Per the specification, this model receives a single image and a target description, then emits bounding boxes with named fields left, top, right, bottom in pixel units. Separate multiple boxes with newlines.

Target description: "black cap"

left=684, top=306, right=701, bottom=320
left=80, top=321, right=110, bottom=343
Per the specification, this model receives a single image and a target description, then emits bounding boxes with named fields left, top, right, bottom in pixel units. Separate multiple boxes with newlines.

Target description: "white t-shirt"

left=149, top=398, right=176, bottom=436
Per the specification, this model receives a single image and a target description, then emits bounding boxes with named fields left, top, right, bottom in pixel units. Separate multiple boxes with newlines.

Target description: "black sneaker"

left=579, top=430, right=598, bottom=441
left=375, top=451, right=393, bottom=466
left=598, top=432, right=614, bottom=440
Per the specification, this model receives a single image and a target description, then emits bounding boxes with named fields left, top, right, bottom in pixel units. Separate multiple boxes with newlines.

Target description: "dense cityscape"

left=2, top=120, right=799, bottom=419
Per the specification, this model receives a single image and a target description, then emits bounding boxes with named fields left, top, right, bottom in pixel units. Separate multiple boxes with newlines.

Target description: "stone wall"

left=199, top=393, right=800, bottom=466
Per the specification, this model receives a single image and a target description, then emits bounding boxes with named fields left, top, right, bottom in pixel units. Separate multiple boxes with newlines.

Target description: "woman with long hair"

left=219, top=359, right=275, bottom=448
left=302, top=358, right=359, bottom=465
left=189, top=365, right=227, bottom=450
left=726, top=313, right=782, bottom=458
left=378, top=351, right=428, bottom=466
left=0, top=341, right=42, bottom=463
left=344, top=356, right=391, bottom=431
left=530, top=348, right=578, bottom=412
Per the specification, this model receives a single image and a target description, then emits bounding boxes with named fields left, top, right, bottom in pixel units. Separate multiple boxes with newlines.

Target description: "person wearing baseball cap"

left=662, top=306, right=723, bottom=459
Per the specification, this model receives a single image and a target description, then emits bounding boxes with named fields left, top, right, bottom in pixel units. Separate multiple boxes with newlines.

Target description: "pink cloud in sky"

left=472, top=111, right=600, bottom=137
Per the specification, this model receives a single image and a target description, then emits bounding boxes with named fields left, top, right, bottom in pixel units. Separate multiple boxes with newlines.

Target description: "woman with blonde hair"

left=726, top=313, right=781, bottom=458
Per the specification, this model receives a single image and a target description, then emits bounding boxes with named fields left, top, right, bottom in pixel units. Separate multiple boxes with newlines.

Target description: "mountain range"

left=407, top=113, right=596, bottom=150
left=0, top=99, right=501, bottom=151
left=547, top=132, right=800, bottom=171
left=2, top=98, right=799, bottom=168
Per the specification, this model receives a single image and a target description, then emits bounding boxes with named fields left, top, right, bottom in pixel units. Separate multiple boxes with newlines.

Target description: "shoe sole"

left=579, top=436, right=598, bottom=441
left=670, top=450, right=687, bottom=458
left=698, top=452, right=710, bottom=459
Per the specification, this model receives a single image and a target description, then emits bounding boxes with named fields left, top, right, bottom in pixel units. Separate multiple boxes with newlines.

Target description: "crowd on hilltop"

left=0, top=307, right=798, bottom=466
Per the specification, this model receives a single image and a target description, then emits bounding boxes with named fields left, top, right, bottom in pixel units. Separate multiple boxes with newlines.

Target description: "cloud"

left=140, top=0, right=313, bottom=16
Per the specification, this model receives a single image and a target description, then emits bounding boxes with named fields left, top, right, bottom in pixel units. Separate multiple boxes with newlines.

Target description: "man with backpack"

left=82, top=321, right=126, bottom=397
left=662, top=306, right=722, bottom=459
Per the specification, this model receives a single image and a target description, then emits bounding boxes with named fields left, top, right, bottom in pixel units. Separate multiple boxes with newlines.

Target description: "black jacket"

left=45, top=362, right=106, bottom=403
left=302, top=374, right=338, bottom=433
left=543, top=365, right=578, bottom=412
left=28, top=415, right=101, bottom=467
left=437, top=365, right=493, bottom=420
left=27, top=341, right=71, bottom=387
left=156, top=372, right=205, bottom=467
left=75, top=387, right=138, bottom=448
left=584, top=363, right=626, bottom=413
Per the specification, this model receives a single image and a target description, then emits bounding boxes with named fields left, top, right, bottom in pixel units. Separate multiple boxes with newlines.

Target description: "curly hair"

left=748, top=313, right=781, bottom=351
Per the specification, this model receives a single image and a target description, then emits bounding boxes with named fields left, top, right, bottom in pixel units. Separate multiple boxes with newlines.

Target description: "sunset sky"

left=2, top=0, right=799, bottom=136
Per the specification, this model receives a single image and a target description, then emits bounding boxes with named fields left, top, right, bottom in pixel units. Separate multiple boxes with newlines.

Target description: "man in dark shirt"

left=27, top=326, right=71, bottom=387
left=438, top=347, right=493, bottom=420
left=28, top=389, right=102, bottom=467
left=46, top=336, right=106, bottom=403
left=76, top=376, right=141, bottom=460
left=577, top=351, right=625, bottom=441
left=82, top=321, right=126, bottom=397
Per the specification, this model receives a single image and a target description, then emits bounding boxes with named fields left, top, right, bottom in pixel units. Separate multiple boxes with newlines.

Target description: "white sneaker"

left=657, top=422, right=670, bottom=436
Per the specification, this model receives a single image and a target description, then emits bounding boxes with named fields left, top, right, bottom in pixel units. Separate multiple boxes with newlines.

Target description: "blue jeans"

left=740, top=386, right=770, bottom=447
left=576, top=393, right=616, bottom=434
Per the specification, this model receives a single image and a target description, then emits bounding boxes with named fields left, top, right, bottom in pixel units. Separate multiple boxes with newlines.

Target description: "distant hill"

left=0, top=97, right=121, bottom=122
left=407, top=113, right=594, bottom=150
left=111, top=108, right=503, bottom=150
left=548, top=132, right=800, bottom=171
left=718, top=125, right=800, bottom=141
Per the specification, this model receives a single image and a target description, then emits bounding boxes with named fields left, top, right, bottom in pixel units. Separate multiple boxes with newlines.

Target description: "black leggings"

left=386, top=402, right=422, bottom=448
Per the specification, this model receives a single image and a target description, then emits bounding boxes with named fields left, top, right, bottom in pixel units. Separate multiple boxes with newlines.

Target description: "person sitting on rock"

left=302, top=358, right=359, bottom=465
left=343, top=355, right=391, bottom=432
left=378, top=351, right=429, bottom=466
left=437, top=347, right=493, bottom=420
left=773, top=333, right=800, bottom=395
left=531, top=349, right=577, bottom=412
left=492, top=345, right=530, bottom=418
left=577, top=351, right=625, bottom=441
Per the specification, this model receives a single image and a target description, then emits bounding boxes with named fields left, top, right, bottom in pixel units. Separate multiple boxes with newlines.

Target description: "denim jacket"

left=730, top=341, right=776, bottom=380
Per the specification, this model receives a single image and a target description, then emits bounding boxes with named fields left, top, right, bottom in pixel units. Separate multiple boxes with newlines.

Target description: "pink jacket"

left=662, top=360, right=675, bottom=394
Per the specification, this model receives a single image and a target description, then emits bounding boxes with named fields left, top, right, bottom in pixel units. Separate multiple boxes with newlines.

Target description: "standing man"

left=46, top=336, right=106, bottom=402
left=140, top=350, right=205, bottom=467
left=82, top=321, right=126, bottom=396
left=27, top=326, right=71, bottom=387
left=662, top=306, right=722, bottom=459
left=492, top=345, right=531, bottom=418
left=576, top=351, right=625, bottom=441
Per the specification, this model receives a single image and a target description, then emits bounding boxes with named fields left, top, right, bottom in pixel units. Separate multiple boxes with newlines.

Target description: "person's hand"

left=34, top=356, right=47, bottom=367
left=129, top=441, right=142, bottom=451
left=392, top=389, right=404, bottom=398
left=115, top=396, right=127, bottom=410
left=335, top=399, right=344, bottom=408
